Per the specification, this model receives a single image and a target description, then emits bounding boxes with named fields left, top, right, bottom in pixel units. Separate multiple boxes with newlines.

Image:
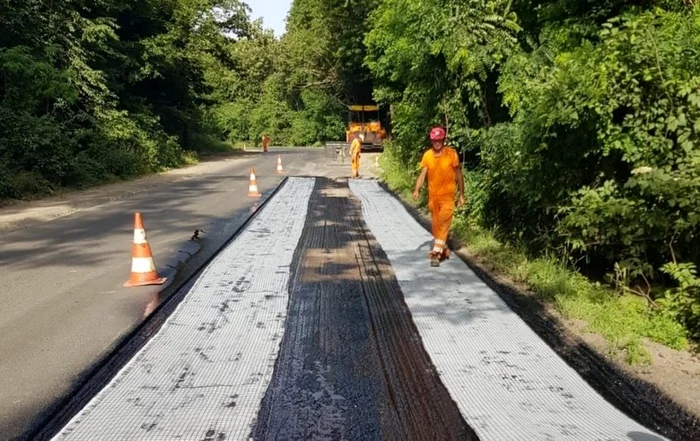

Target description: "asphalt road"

left=0, top=148, right=373, bottom=440
left=3, top=150, right=694, bottom=441
left=40, top=177, right=688, bottom=441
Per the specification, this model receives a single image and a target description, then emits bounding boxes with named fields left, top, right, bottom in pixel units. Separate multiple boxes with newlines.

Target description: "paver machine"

left=346, top=104, right=388, bottom=151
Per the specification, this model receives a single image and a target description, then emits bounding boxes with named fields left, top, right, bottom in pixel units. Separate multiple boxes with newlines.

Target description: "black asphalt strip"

left=252, top=178, right=478, bottom=441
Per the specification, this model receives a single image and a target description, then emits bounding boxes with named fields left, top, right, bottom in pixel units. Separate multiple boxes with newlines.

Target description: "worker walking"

left=412, top=126, right=465, bottom=267
left=262, top=134, right=270, bottom=153
left=350, top=134, right=363, bottom=179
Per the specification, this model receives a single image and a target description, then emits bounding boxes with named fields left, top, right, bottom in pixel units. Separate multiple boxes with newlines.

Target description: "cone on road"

left=247, top=168, right=262, bottom=197
left=124, top=213, right=166, bottom=288
left=276, top=155, right=284, bottom=174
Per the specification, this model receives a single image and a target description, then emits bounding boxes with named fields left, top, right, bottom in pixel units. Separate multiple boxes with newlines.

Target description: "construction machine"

left=346, top=104, right=388, bottom=151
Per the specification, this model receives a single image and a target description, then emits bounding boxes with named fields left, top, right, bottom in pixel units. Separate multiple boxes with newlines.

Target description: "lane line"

left=349, top=179, right=667, bottom=441
left=51, top=177, right=315, bottom=441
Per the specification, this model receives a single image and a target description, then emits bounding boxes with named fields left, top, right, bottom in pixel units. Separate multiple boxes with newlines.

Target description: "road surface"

left=0, top=148, right=377, bottom=440
left=2, top=150, right=695, bottom=441
left=32, top=178, right=689, bottom=441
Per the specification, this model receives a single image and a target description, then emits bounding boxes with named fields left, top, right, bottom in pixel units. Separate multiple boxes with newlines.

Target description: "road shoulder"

left=0, top=154, right=252, bottom=234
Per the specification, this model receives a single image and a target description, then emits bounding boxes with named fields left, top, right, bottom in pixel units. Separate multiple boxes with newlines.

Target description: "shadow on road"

left=0, top=175, right=250, bottom=269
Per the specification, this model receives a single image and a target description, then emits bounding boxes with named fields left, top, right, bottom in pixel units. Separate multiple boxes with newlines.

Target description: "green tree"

left=0, top=0, right=257, bottom=198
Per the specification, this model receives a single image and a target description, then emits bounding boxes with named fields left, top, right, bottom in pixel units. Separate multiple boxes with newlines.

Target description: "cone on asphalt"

left=276, top=155, right=284, bottom=174
left=124, top=213, right=166, bottom=288
left=247, top=168, right=262, bottom=197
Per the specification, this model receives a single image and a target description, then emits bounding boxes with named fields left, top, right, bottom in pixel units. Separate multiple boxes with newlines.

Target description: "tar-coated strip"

left=253, top=178, right=477, bottom=441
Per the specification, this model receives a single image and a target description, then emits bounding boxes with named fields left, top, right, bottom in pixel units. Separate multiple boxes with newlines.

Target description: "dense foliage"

left=210, top=0, right=378, bottom=148
left=0, top=0, right=368, bottom=200
left=366, top=1, right=700, bottom=339
left=0, top=0, right=256, bottom=198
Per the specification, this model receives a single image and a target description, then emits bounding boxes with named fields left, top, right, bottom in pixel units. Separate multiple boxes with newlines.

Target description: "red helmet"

left=429, top=126, right=446, bottom=141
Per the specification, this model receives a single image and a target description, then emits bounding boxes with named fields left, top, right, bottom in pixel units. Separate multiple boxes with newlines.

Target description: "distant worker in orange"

left=412, top=126, right=465, bottom=267
left=262, top=134, right=270, bottom=153
left=350, top=133, right=364, bottom=178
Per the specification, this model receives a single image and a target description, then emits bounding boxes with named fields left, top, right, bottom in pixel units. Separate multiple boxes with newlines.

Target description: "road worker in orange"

left=262, top=134, right=270, bottom=153
left=412, top=126, right=465, bottom=267
left=350, top=133, right=363, bottom=178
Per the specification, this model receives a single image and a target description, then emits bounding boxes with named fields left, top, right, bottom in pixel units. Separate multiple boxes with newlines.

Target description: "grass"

left=379, top=148, right=689, bottom=365
left=181, top=150, right=200, bottom=166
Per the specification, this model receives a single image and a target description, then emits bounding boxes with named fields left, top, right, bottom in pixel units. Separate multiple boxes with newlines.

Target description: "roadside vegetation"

left=0, top=0, right=364, bottom=201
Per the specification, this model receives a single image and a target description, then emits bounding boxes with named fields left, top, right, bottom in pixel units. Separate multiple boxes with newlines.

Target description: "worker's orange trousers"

left=428, top=195, right=454, bottom=255
left=351, top=157, right=360, bottom=178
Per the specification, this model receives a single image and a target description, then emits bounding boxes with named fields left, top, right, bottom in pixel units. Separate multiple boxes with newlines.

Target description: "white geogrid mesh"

left=52, top=177, right=315, bottom=441
left=349, top=179, right=667, bottom=441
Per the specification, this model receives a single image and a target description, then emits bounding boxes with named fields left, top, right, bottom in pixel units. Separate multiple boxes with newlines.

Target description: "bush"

left=658, top=262, right=700, bottom=340
left=67, top=153, right=109, bottom=188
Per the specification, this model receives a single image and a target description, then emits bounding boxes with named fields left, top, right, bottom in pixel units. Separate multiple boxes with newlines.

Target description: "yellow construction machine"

left=345, top=104, right=387, bottom=151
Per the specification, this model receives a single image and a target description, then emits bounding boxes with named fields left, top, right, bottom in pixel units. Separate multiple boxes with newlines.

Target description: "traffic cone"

left=247, top=168, right=262, bottom=197
left=124, top=213, right=166, bottom=288
left=276, top=155, right=284, bottom=174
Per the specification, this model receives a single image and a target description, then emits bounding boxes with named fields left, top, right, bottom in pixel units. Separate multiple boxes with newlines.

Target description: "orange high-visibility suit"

left=420, top=147, right=460, bottom=257
left=262, top=135, right=270, bottom=153
left=350, top=138, right=361, bottom=178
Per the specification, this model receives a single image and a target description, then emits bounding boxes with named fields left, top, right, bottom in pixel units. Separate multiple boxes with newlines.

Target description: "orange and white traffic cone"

left=276, top=155, right=284, bottom=174
left=124, top=213, right=166, bottom=288
left=247, top=168, right=262, bottom=197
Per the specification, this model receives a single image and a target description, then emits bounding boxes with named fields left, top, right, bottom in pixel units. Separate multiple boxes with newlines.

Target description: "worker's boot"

left=441, top=248, right=451, bottom=261
left=430, top=252, right=441, bottom=267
